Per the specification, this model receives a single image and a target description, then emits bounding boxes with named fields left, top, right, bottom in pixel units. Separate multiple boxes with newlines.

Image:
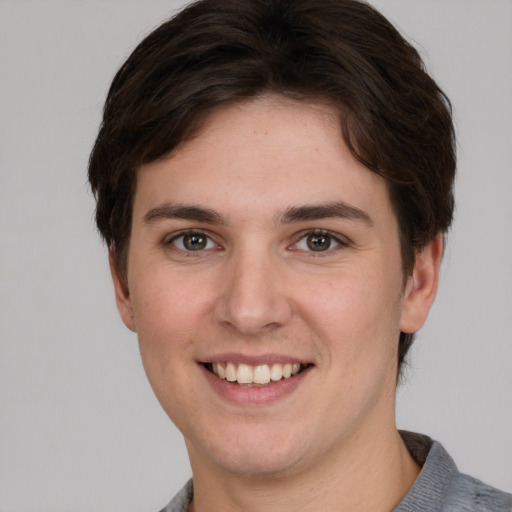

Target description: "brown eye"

left=183, top=233, right=207, bottom=250
left=306, top=233, right=332, bottom=251
left=293, top=230, right=344, bottom=253
left=170, top=232, right=215, bottom=252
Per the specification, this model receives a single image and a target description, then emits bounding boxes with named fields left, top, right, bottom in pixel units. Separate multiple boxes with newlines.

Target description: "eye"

left=293, top=230, right=345, bottom=253
left=168, top=231, right=217, bottom=252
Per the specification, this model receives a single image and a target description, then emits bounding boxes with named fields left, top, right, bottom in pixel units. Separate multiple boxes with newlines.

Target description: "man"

left=88, top=0, right=512, bottom=510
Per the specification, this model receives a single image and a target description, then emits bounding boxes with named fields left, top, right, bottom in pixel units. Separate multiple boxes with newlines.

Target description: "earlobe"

left=109, top=250, right=136, bottom=332
left=399, top=234, right=444, bottom=334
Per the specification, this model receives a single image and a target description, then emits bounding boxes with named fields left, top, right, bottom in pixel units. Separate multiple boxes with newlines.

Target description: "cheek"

left=128, top=272, right=212, bottom=425
left=132, top=264, right=207, bottom=327
left=300, top=265, right=403, bottom=363
left=129, top=271, right=207, bottom=372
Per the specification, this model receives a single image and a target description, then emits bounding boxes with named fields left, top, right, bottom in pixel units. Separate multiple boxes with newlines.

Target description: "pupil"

left=184, top=233, right=206, bottom=250
left=307, top=233, right=331, bottom=251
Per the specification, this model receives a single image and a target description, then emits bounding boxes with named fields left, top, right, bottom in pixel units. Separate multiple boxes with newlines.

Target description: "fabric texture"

left=394, top=432, right=512, bottom=511
left=159, top=432, right=512, bottom=511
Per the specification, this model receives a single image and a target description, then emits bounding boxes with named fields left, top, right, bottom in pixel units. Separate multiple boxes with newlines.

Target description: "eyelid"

left=290, top=229, right=350, bottom=253
left=164, top=229, right=220, bottom=253
left=162, top=228, right=349, bottom=254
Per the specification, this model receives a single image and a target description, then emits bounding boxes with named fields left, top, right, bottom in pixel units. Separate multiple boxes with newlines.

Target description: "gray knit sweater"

left=159, top=432, right=512, bottom=511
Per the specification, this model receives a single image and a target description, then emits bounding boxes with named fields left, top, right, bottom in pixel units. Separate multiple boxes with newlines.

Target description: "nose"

left=214, top=246, right=293, bottom=335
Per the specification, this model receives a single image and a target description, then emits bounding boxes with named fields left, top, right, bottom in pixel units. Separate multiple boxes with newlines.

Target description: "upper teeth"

left=211, top=362, right=302, bottom=384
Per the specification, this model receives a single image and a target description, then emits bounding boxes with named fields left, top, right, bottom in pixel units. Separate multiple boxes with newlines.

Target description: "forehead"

left=133, top=96, right=395, bottom=227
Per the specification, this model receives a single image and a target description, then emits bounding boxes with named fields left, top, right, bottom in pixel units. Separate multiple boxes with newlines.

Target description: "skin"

left=111, top=96, right=443, bottom=511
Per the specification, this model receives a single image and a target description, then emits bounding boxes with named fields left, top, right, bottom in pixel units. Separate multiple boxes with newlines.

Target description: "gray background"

left=1, top=1, right=511, bottom=510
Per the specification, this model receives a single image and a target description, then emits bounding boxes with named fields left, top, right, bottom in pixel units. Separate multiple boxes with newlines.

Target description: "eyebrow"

left=277, top=201, right=373, bottom=226
left=143, top=204, right=224, bottom=224
left=142, top=201, right=373, bottom=227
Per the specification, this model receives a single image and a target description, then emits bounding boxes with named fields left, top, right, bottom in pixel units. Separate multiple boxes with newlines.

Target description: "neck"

left=188, top=424, right=420, bottom=512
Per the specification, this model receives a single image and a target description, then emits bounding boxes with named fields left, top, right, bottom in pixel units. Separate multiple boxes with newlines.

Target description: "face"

left=111, top=96, right=440, bottom=480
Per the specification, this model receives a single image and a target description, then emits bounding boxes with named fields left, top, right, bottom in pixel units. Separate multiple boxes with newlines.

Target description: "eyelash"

left=164, top=230, right=219, bottom=255
left=163, top=229, right=349, bottom=256
left=291, top=229, right=349, bottom=255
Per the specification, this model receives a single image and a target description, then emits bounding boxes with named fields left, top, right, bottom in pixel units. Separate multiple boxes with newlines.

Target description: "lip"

left=199, top=352, right=309, bottom=366
left=199, top=360, right=313, bottom=405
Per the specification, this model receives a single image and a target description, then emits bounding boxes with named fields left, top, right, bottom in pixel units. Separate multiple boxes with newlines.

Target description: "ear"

left=399, top=234, right=444, bottom=334
left=109, top=250, right=136, bottom=332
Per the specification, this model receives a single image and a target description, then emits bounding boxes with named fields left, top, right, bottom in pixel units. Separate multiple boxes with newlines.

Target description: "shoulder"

left=443, top=472, right=512, bottom=512
left=395, top=432, right=512, bottom=512
left=158, top=479, right=193, bottom=512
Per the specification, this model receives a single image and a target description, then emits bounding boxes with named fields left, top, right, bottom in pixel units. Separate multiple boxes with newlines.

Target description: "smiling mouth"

left=203, top=362, right=309, bottom=387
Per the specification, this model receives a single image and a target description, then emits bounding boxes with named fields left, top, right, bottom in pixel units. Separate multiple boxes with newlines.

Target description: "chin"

left=185, top=421, right=312, bottom=479
left=211, top=449, right=305, bottom=479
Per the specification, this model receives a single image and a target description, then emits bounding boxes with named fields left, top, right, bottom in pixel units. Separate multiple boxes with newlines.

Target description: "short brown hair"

left=88, top=0, right=456, bottom=371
